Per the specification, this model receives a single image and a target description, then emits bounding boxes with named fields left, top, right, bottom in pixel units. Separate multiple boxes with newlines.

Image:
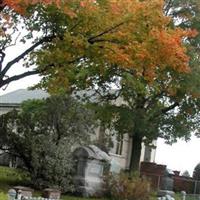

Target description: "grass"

left=0, top=166, right=30, bottom=200
left=0, top=166, right=160, bottom=200
left=0, top=166, right=30, bottom=192
left=0, top=166, right=107, bottom=200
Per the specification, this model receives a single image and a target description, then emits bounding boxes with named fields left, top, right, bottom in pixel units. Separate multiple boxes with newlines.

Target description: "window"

left=110, top=134, right=123, bottom=155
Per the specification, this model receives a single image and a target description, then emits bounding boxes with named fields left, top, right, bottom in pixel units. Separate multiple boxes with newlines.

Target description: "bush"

left=30, top=140, right=75, bottom=192
left=104, top=172, right=152, bottom=200
left=0, top=95, right=96, bottom=192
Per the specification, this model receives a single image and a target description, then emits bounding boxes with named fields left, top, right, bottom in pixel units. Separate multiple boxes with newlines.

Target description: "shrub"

left=0, top=95, right=96, bottom=192
left=104, top=172, right=152, bottom=200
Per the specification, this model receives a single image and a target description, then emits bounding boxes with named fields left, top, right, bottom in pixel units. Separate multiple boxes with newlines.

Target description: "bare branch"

left=1, top=35, right=55, bottom=78
left=161, top=102, right=179, bottom=114
left=6, top=32, right=21, bottom=48
left=0, top=70, right=39, bottom=88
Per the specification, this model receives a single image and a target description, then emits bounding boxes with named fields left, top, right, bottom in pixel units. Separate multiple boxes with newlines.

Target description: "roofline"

left=0, top=103, right=21, bottom=108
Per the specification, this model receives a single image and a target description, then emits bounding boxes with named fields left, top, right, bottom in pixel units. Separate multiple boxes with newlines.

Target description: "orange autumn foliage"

left=0, top=0, right=199, bottom=83
left=1, top=0, right=61, bottom=14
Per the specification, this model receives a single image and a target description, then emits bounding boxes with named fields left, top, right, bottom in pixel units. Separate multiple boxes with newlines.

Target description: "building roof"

left=0, top=89, right=49, bottom=104
left=0, top=88, right=119, bottom=105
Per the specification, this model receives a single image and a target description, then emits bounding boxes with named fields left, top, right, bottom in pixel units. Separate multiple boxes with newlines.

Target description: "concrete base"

left=157, top=190, right=175, bottom=197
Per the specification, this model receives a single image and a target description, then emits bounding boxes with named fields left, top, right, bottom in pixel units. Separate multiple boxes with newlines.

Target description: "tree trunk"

left=129, top=134, right=143, bottom=172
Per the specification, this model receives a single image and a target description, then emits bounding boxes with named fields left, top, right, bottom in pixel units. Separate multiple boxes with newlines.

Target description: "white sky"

left=156, top=136, right=200, bottom=176
left=0, top=75, right=41, bottom=95
left=0, top=31, right=41, bottom=96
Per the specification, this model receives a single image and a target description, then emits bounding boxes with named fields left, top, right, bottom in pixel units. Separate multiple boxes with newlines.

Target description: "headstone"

left=73, top=145, right=111, bottom=197
left=161, top=169, right=174, bottom=191
left=158, top=169, right=175, bottom=197
left=110, top=159, right=121, bottom=173
left=8, top=189, right=17, bottom=200
left=42, top=188, right=61, bottom=199
left=13, top=186, right=34, bottom=198
left=181, top=191, right=186, bottom=200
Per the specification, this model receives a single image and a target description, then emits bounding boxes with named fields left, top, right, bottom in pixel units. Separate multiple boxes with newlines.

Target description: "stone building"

left=0, top=89, right=156, bottom=170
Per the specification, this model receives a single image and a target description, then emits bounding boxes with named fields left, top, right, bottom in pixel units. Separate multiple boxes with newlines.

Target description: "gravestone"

left=73, top=145, right=111, bottom=197
left=42, top=188, right=61, bottom=199
left=8, top=189, right=17, bottom=200
left=158, top=169, right=175, bottom=197
left=13, top=186, right=34, bottom=199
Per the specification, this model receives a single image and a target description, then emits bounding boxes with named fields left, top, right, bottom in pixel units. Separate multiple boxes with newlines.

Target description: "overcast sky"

left=1, top=77, right=200, bottom=176
left=156, top=136, right=200, bottom=176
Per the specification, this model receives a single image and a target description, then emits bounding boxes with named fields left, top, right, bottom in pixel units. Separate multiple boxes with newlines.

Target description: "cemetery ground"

left=0, top=165, right=188, bottom=200
left=0, top=166, right=107, bottom=200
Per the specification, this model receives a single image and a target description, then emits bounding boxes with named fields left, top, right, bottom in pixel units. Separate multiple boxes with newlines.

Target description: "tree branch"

left=145, top=91, right=165, bottom=110
left=149, top=102, right=179, bottom=121
left=164, top=0, right=173, bottom=16
left=88, top=21, right=125, bottom=44
left=161, top=102, right=179, bottom=114
left=1, top=35, right=55, bottom=78
left=0, top=50, right=5, bottom=71
left=0, top=0, right=5, bottom=12
left=0, top=70, right=39, bottom=88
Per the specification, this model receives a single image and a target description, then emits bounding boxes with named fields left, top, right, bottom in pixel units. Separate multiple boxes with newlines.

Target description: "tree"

left=0, top=1, right=198, bottom=171
left=193, top=163, right=200, bottom=180
left=0, top=95, right=96, bottom=191
left=32, top=1, right=200, bottom=172
left=182, top=170, right=190, bottom=177
left=0, top=0, right=195, bottom=91
left=193, top=163, right=200, bottom=194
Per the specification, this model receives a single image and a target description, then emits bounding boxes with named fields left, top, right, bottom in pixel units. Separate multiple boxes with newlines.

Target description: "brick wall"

left=140, top=162, right=195, bottom=193
left=140, top=162, right=166, bottom=189
left=173, top=174, right=194, bottom=193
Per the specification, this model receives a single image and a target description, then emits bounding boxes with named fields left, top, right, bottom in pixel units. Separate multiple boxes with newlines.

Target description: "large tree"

left=0, top=0, right=199, bottom=171
left=0, top=0, right=195, bottom=91
left=0, top=95, right=95, bottom=190
left=32, top=0, right=200, bottom=171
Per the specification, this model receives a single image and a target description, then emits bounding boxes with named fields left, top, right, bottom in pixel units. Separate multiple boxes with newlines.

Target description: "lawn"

left=0, top=166, right=159, bottom=200
left=0, top=166, right=30, bottom=192
left=0, top=166, right=106, bottom=200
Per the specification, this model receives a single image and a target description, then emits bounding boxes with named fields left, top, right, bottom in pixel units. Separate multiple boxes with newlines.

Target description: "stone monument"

left=73, top=145, right=111, bottom=197
left=8, top=189, right=17, bottom=200
left=158, top=168, right=175, bottom=197
left=42, top=188, right=61, bottom=199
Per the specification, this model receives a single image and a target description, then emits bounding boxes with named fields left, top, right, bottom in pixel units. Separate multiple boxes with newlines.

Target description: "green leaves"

left=0, top=95, right=96, bottom=191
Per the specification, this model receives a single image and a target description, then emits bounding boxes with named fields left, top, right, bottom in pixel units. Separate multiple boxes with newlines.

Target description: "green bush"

left=104, top=172, right=152, bottom=200
left=0, top=96, right=96, bottom=192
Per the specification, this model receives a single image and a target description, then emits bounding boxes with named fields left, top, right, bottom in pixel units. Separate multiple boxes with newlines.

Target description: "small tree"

left=182, top=170, right=190, bottom=177
left=0, top=95, right=96, bottom=191
left=193, top=163, right=200, bottom=180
